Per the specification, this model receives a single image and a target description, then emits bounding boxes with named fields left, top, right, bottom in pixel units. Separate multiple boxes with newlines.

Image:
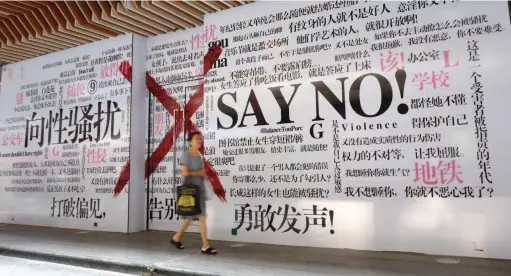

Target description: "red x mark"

left=113, top=45, right=226, bottom=202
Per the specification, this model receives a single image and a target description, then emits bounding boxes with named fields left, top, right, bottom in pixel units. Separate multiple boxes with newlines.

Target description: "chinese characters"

left=24, top=100, right=122, bottom=147
left=333, top=120, right=342, bottom=194
left=467, top=39, right=492, bottom=185
left=50, top=197, right=106, bottom=219
left=233, top=204, right=334, bottom=235
left=412, top=70, right=450, bottom=91
left=191, top=24, right=218, bottom=50
left=413, top=160, right=463, bottom=185
left=149, top=197, right=180, bottom=221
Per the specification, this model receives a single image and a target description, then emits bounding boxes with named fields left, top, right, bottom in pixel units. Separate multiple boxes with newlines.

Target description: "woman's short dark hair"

left=187, top=132, right=201, bottom=142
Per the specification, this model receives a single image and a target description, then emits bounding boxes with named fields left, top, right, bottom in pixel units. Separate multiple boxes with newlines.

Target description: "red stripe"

left=113, top=45, right=226, bottom=202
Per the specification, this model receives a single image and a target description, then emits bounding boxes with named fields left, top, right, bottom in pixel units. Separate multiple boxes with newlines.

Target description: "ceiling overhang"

left=0, top=0, right=254, bottom=65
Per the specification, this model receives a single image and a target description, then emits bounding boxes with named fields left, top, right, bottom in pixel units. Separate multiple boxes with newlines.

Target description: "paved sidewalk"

left=0, top=224, right=510, bottom=276
left=0, top=255, right=131, bottom=276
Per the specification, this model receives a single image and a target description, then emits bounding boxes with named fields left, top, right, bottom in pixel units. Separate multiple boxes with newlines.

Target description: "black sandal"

left=201, top=247, right=217, bottom=255
left=170, top=239, right=184, bottom=249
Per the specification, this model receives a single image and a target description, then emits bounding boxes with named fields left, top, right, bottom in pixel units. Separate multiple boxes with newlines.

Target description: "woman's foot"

left=201, top=247, right=217, bottom=255
left=170, top=238, right=184, bottom=249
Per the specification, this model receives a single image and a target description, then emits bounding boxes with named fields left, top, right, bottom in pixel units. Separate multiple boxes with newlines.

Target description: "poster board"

left=203, top=1, right=511, bottom=259
left=0, top=34, right=135, bottom=232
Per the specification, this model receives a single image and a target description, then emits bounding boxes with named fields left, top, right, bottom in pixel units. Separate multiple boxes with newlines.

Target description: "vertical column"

left=127, top=34, right=148, bottom=232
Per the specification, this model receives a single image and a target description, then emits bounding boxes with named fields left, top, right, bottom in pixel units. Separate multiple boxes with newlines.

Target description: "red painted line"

left=113, top=46, right=226, bottom=202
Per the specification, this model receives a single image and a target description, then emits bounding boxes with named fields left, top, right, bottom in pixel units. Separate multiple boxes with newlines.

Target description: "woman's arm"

left=180, top=151, right=205, bottom=177
left=181, top=165, right=205, bottom=177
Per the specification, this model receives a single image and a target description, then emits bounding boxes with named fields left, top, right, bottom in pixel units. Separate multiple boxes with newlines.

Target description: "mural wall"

left=203, top=0, right=511, bottom=259
left=0, top=34, right=142, bottom=232
left=0, top=0, right=511, bottom=259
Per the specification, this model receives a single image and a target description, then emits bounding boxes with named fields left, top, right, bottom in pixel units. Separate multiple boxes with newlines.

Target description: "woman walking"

left=170, top=132, right=217, bottom=255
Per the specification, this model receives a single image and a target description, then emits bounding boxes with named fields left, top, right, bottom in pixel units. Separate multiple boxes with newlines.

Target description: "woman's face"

left=189, top=134, right=202, bottom=149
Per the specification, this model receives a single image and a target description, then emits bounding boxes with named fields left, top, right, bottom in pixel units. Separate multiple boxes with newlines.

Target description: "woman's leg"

left=199, top=216, right=216, bottom=252
left=173, top=217, right=192, bottom=242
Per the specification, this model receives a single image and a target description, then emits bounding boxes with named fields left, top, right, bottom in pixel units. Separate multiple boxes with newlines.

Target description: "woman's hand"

left=197, top=169, right=206, bottom=177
